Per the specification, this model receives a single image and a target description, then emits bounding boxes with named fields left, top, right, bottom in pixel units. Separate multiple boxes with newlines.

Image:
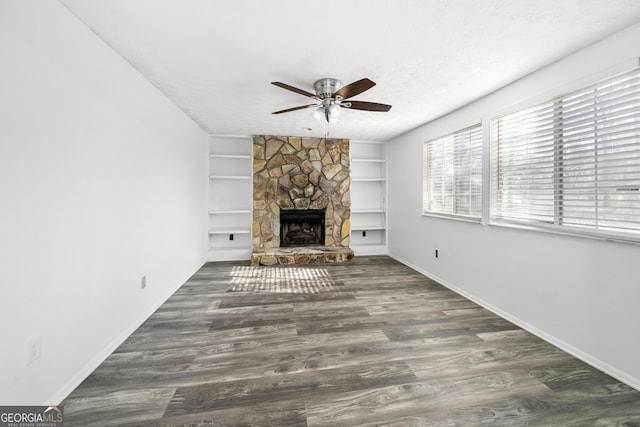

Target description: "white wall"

left=0, top=2, right=207, bottom=404
left=388, top=22, right=640, bottom=389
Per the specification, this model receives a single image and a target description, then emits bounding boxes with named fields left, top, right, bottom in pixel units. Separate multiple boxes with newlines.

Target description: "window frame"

left=489, top=67, right=640, bottom=244
left=423, top=123, right=483, bottom=222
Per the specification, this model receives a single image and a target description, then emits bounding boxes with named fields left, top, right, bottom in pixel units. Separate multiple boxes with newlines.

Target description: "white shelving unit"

left=350, top=140, right=388, bottom=255
left=207, top=136, right=252, bottom=261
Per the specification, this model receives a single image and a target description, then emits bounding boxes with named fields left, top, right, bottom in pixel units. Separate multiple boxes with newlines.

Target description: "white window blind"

left=423, top=125, right=482, bottom=219
left=492, top=68, right=640, bottom=240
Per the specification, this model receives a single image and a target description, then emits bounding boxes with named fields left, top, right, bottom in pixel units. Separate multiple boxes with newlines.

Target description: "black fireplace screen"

left=280, top=209, right=325, bottom=247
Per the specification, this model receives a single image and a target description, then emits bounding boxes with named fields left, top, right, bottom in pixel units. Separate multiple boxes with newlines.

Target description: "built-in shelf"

left=210, top=154, right=251, bottom=159
left=352, top=158, right=386, bottom=163
left=350, top=141, right=387, bottom=255
left=352, top=178, right=386, bottom=182
left=208, top=227, right=251, bottom=235
left=208, top=136, right=252, bottom=261
left=209, top=246, right=252, bottom=252
left=208, top=209, right=251, bottom=215
left=209, top=175, right=251, bottom=180
left=351, top=225, right=386, bottom=231
left=352, top=209, right=385, bottom=214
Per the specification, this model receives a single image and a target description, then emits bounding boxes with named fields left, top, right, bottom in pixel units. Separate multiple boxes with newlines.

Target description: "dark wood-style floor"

left=63, top=256, right=640, bottom=426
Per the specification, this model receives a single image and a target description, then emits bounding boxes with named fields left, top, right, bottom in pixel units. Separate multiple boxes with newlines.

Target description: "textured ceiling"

left=60, top=0, right=640, bottom=141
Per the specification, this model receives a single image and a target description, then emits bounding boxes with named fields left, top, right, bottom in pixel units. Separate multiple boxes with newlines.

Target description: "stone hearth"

left=251, top=135, right=354, bottom=265
left=251, top=246, right=354, bottom=266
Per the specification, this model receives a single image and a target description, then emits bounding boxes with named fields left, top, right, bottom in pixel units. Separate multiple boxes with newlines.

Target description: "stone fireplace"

left=251, top=135, right=354, bottom=265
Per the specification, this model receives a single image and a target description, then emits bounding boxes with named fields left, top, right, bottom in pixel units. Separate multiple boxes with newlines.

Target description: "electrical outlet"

left=141, top=275, right=147, bottom=289
left=435, top=249, right=439, bottom=258
left=28, top=335, right=42, bottom=364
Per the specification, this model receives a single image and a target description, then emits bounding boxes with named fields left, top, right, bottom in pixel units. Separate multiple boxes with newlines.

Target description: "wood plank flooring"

left=62, top=256, right=640, bottom=426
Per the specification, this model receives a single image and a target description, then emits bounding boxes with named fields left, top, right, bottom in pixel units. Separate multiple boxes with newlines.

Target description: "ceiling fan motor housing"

left=314, top=78, right=342, bottom=99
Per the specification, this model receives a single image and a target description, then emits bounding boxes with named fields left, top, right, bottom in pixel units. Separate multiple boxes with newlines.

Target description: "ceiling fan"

left=271, top=78, right=392, bottom=123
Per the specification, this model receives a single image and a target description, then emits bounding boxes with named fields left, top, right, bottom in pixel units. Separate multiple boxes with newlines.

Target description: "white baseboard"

left=388, top=252, right=640, bottom=392
left=46, top=261, right=205, bottom=405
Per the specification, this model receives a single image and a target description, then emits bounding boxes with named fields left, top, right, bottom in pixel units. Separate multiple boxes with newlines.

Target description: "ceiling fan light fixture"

left=311, top=103, right=341, bottom=123
left=329, top=102, right=341, bottom=116
left=311, top=106, right=323, bottom=120
left=328, top=103, right=341, bottom=123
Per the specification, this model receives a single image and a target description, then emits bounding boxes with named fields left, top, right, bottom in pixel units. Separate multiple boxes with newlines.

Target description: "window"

left=492, top=68, right=640, bottom=240
left=423, top=124, right=482, bottom=219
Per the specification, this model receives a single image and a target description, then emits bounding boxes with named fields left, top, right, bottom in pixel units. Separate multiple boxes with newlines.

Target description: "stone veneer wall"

left=252, top=135, right=351, bottom=250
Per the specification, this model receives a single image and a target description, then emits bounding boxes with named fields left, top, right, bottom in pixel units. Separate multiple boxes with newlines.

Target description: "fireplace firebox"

left=280, top=209, right=325, bottom=247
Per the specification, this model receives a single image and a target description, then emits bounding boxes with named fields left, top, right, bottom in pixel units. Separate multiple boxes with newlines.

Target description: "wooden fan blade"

left=334, top=78, right=376, bottom=99
left=271, top=82, right=318, bottom=99
left=272, top=104, right=316, bottom=114
left=343, top=100, right=392, bottom=112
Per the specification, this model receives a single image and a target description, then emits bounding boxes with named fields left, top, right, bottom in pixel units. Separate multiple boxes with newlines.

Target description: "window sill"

left=422, top=212, right=482, bottom=224
left=489, top=218, right=640, bottom=246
